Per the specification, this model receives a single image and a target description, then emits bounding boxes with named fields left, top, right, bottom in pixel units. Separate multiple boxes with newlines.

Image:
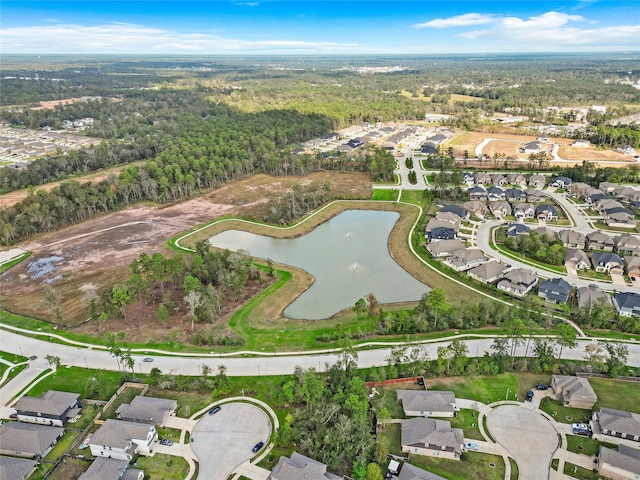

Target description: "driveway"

left=486, top=404, right=559, bottom=480
left=191, top=402, right=272, bottom=480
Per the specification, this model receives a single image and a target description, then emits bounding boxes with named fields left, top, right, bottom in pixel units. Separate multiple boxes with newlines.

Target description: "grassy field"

left=26, top=367, right=128, bottom=401
left=509, top=457, right=518, bottom=480
left=371, top=188, right=399, bottom=200
left=539, top=397, right=591, bottom=424
left=563, top=462, right=599, bottom=480
left=410, top=452, right=505, bottom=480
left=449, top=409, right=484, bottom=441
left=565, top=435, right=616, bottom=456
left=44, top=431, right=80, bottom=462
left=590, top=378, right=640, bottom=413
left=134, top=454, right=190, bottom=480
left=378, top=423, right=403, bottom=455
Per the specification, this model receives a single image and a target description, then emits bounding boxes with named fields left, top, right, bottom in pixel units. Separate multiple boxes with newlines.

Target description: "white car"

left=465, top=442, right=480, bottom=450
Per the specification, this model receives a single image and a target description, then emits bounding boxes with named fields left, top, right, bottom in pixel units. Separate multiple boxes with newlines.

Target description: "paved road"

left=191, top=403, right=271, bottom=480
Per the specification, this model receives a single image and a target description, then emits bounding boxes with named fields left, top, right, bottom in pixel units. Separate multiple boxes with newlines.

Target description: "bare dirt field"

left=557, top=145, right=633, bottom=162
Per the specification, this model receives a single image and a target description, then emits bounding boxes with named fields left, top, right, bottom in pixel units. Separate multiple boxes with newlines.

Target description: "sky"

left=1, top=1, right=639, bottom=55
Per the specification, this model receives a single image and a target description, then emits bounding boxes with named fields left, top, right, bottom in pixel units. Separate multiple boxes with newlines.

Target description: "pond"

left=207, top=209, right=430, bottom=319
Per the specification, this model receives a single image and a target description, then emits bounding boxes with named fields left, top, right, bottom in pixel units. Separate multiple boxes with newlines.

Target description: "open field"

left=557, top=145, right=633, bottom=162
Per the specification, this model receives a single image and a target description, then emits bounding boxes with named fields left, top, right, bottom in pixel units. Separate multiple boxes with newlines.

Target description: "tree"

left=374, top=441, right=388, bottom=464
left=184, top=290, right=202, bottom=332
left=353, top=297, right=367, bottom=335
left=111, top=284, right=131, bottom=321
left=583, top=341, right=606, bottom=372
left=376, top=407, right=391, bottom=430
left=448, top=339, right=469, bottom=375
left=506, top=317, right=526, bottom=369
left=490, top=337, right=510, bottom=373
left=554, top=322, right=578, bottom=361
left=45, top=354, right=61, bottom=371
left=604, top=342, right=629, bottom=378
left=533, top=338, right=557, bottom=373
left=425, top=288, right=448, bottom=330
left=39, top=286, right=63, bottom=324
left=366, top=463, right=383, bottom=480
left=157, top=304, right=170, bottom=327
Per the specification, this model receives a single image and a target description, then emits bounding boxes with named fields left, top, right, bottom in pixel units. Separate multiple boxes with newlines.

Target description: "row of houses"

left=468, top=186, right=548, bottom=204
left=570, top=182, right=640, bottom=228
left=463, top=172, right=548, bottom=189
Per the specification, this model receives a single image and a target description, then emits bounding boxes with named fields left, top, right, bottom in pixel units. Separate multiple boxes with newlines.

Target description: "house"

left=521, top=141, right=541, bottom=154
left=397, top=390, right=457, bottom=417
left=613, top=292, right=640, bottom=318
left=0, top=456, right=37, bottom=480
left=487, top=187, right=506, bottom=202
left=427, top=239, right=465, bottom=258
left=535, top=204, right=558, bottom=221
left=346, top=138, right=363, bottom=149
left=505, top=188, right=527, bottom=202
left=595, top=198, right=624, bottom=213
left=396, top=463, right=447, bottom=480
left=616, top=145, right=637, bottom=155
left=467, top=261, right=507, bottom=284
left=564, top=249, right=590, bottom=271
left=586, top=192, right=609, bottom=206
left=572, top=139, right=591, bottom=147
left=446, top=248, right=487, bottom=272
left=598, top=445, right=640, bottom=480
left=427, top=226, right=457, bottom=242
left=15, top=390, right=81, bottom=427
left=513, top=203, right=535, bottom=221
left=474, top=172, right=492, bottom=186
left=551, top=375, right=597, bottom=409
left=78, top=457, right=144, bottom=480
left=577, top=285, right=610, bottom=310
left=497, top=268, right=538, bottom=297
left=0, top=423, right=64, bottom=459
left=550, top=176, right=572, bottom=188
left=525, top=189, right=547, bottom=203
left=507, top=173, right=527, bottom=187
left=462, top=201, right=489, bottom=218
left=533, top=226, right=557, bottom=240
left=625, top=256, right=640, bottom=283
left=613, top=186, right=640, bottom=204
left=467, top=186, right=488, bottom=201
left=591, top=252, right=624, bottom=274
left=599, top=182, right=619, bottom=194
left=439, top=205, right=469, bottom=221
left=605, top=210, right=637, bottom=228
left=462, top=172, right=475, bottom=186
left=507, top=223, right=530, bottom=237
left=528, top=174, right=546, bottom=188
left=269, top=452, right=341, bottom=480
left=490, top=174, right=506, bottom=186
left=586, top=232, right=614, bottom=251
left=538, top=278, right=572, bottom=304
left=89, top=419, right=156, bottom=461
left=489, top=201, right=511, bottom=218
left=434, top=211, right=462, bottom=226
left=559, top=230, right=585, bottom=249
left=570, top=182, right=596, bottom=198
left=615, top=234, right=640, bottom=256
left=401, top=418, right=464, bottom=460
left=115, top=396, right=177, bottom=427
left=594, top=408, right=640, bottom=442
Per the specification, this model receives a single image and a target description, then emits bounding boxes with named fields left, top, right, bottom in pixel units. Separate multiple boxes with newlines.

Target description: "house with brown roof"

left=598, top=445, right=640, bottom=480
left=474, top=172, right=492, bottom=186
left=605, top=210, right=637, bottom=228
left=569, top=182, right=596, bottom=198
left=559, top=230, right=586, bottom=249
left=533, top=226, right=558, bottom=240
left=427, top=239, right=465, bottom=258
left=613, top=186, right=640, bottom=204
left=490, top=174, right=506, bottom=186
left=564, top=249, right=590, bottom=271
left=615, top=234, right=640, bottom=257
left=396, top=463, right=447, bottom=480
left=594, top=198, right=624, bottom=214
left=467, top=261, right=507, bottom=284
left=551, top=375, right=597, bottom=409
left=599, top=182, right=619, bottom=194
left=528, top=174, right=546, bottom=189
left=577, top=285, right=610, bottom=310
left=625, top=256, right=640, bottom=283
left=0, top=423, right=64, bottom=459
left=462, top=201, right=489, bottom=218
left=397, top=390, right=457, bottom=417
left=269, top=452, right=341, bottom=480
left=507, top=173, right=527, bottom=187
left=115, top=396, right=177, bottom=427
left=78, top=457, right=144, bottom=480
left=594, top=408, right=640, bottom=443
left=489, top=201, right=511, bottom=218
left=401, top=418, right=464, bottom=460
left=15, top=390, right=81, bottom=427
left=89, top=419, right=156, bottom=462
left=445, top=248, right=487, bottom=272
left=0, top=456, right=37, bottom=480
left=525, top=189, right=546, bottom=203
left=497, top=268, right=538, bottom=297
left=586, top=232, right=614, bottom=251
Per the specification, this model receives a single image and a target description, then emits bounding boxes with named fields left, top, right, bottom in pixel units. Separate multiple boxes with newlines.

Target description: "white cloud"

left=412, top=13, right=494, bottom=29
left=0, top=22, right=364, bottom=54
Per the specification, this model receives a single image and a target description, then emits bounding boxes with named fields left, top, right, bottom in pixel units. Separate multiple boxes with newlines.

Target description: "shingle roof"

left=565, top=248, right=589, bottom=266
left=539, top=278, right=572, bottom=302
left=78, top=457, right=130, bottom=480
left=401, top=418, right=463, bottom=455
left=613, top=292, right=640, bottom=310
left=467, top=261, right=507, bottom=281
left=0, top=456, right=37, bottom=480
left=616, top=234, right=640, bottom=248
left=397, top=390, right=456, bottom=414
left=577, top=286, right=610, bottom=309
left=591, top=251, right=623, bottom=266
left=15, top=390, right=79, bottom=417
left=270, top=452, right=340, bottom=480
left=599, top=445, right=640, bottom=475
left=450, top=248, right=486, bottom=263
left=559, top=230, right=585, bottom=246
left=552, top=375, right=597, bottom=403
left=502, top=268, right=537, bottom=285
left=0, top=422, right=63, bottom=456
left=115, top=397, right=177, bottom=425
left=397, top=463, right=447, bottom=480
left=427, top=239, right=464, bottom=255
left=90, top=420, right=154, bottom=449
left=439, top=205, right=467, bottom=219
left=598, top=408, right=640, bottom=438
left=586, top=231, right=613, bottom=245
left=534, top=226, right=558, bottom=239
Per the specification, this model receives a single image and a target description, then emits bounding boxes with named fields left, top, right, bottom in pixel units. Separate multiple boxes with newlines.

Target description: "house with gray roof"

left=605, top=210, right=637, bottom=228
left=396, top=463, right=447, bottom=480
left=497, top=268, right=538, bottom=297
left=564, top=249, right=590, bottom=271
left=615, top=234, right=640, bottom=257
left=550, top=176, right=572, bottom=188
left=513, top=203, right=534, bottom=221
left=78, top=457, right=144, bottom=480
left=435, top=211, right=463, bottom=226
left=89, top=419, right=156, bottom=461
left=538, top=277, right=572, bottom=304
left=115, top=396, right=177, bottom=427
left=577, top=285, right=610, bottom=310
left=15, top=390, right=81, bottom=427
left=613, top=292, right=640, bottom=318
left=535, top=204, right=558, bottom=221
left=446, top=248, right=487, bottom=272
left=551, top=375, right=597, bottom=409
left=467, top=261, right=507, bottom=284
left=507, top=223, right=530, bottom=237
left=528, top=174, right=546, bottom=188
left=396, top=390, right=457, bottom=418
left=599, top=182, right=619, bottom=194
left=0, top=456, right=37, bottom=480
left=427, top=239, right=465, bottom=258
left=625, top=256, right=640, bottom=283
left=505, top=188, right=527, bottom=202
left=521, top=141, right=541, bottom=154
left=586, top=232, right=614, bottom=251
left=439, top=205, right=469, bottom=221
left=0, top=422, right=64, bottom=459
left=591, top=252, right=624, bottom=274
left=467, top=187, right=487, bottom=201
left=401, top=418, right=463, bottom=460
left=594, top=198, right=624, bottom=213
left=525, top=188, right=546, bottom=203
left=490, top=174, right=506, bottom=186
left=594, top=408, right=640, bottom=442
left=269, top=452, right=341, bottom=480
left=598, top=445, right=640, bottom=480
left=559, top=230, right=585, bottom=249
left=487, top=187, right=505, bottom=202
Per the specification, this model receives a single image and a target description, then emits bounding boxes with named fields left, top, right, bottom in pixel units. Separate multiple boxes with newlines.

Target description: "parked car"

left=572, top=423, right=591, bottom=436
left=208, top=406, right=221, bottom=415
left=252, top=441, right=264, bottom=453
left=159, top=439, right=173, bottom=446
left=9, top=413, right=17, bottom=419
left=535, top=384, right=548, bottom=391
left=465, top=442, right=480, bottom=450
left=525, top=390, right=534, bottom=402
left=143, top=357, right=154, bottom=362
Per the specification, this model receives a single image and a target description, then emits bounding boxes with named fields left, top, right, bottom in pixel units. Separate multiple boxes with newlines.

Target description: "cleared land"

left=557, top=145, right=632, bottom=162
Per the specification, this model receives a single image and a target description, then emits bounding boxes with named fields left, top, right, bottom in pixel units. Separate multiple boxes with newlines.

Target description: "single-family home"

left=591, top=252, right=624, bottom=274
left=586, top=192, right=609, bottom=206
left=525, top=188, right=547, bottom=203
left=595, top=198, right=624, bottom=214
left=397, top=390, right=457, bottom=417
left=616, top=145, right=637, bottom=156
left=0, top=423, right=64, bottom=459
left=559, top=230, right=586, bottom=249
left=401, top=418, right=464, bottom=460
left=613, top=186, right=640, bottom=204
left=568, top=182, right=592, bottom=198
left=467, top=186, right=488, bottom=201
left=462, top=201, right=489, bottom=218
left=487, top=187, right=506, bottom=202
left=572, top=139, right=591, bottom=148
left=615, top=234, right=640, bottom=257
left=564, top=249, right=590, bottom=271
left=269, top=452, right=341, bottom=480
left=521, top=141, right=541, bottom=154
left=577, top=285, right=610, bottom=310
left=551, top=375, right=597, bottom=409
left=0, top=456, right=38, bottom=480
left=605, top=210, right=637, bottom=228
left=462, top=172, right=475, bottom=186
left=15, top=390, right=81, bottom=427
left=598, top=445, right=640, bottom=480
left=594, top=408, right=640, bottom=443
left=490, top=201, right=512, bottom=218
left=535, top=204, right=558, bottom=221
left=427, top=239, right=465, bottom=258
left=550, top=176, right=572, bottom=188
left=505, top=188, right=527, bottom=202
left=538, top=277, right=572, bottom=304
left=599, top=182, right=619, bottom=194
left=513, top=203, right=535, bottom=221
left=474, top=172, right=492, bottom=186
left=446, top=248, right=487, bottom=272
left=507, top=223, right=530, bottom=237
left=490, top=174, right=506, bottom=186
left=586, top=232, right=615, bottom=251
left=78, top=457, right=144, bottom=480
left=507, top=173, right=527, bottom=187
left=115, top=396, right=177, bottom=427
left=625, top=256, right=640, bottom=283
left=427, top=226, right=458, bottom=242
left=396, top=463, right=447, bottom=480
left=89, top=419, right=156, bottom=461
left=467, top=261, right=507, bottom=284
left=439, top=205, right=469, bottom=222
left=528, top=174, right=546, bottom=189
left=497, top=268, right=538, bottom=297
left=613, top=292, right=640, bottom=318
left=434, top=211, right=462, bottom=226
left=533, top=226, right=558, bottom=240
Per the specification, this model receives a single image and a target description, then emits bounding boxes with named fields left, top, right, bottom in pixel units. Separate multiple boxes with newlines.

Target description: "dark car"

left=159, top=439, right=173, bottom=446
left=9, top=413, right=17, bottom=419
left=252, top=441, right=264, bottom=453
left=536, top=384, right=548, bottom=391
left=208, top=406, right=221, bottom=415
left=525, top=390, right=534, bottom=402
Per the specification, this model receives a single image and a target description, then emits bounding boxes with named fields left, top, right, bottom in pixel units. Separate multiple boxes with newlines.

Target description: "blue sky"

left=1, top=1, right=639, bottom=54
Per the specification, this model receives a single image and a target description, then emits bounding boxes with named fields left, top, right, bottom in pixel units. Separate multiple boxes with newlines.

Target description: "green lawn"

left=371, top=383, right=423, bottom=419
left=371, top=189, right=398, bottom=201
left=509, top=457, right=519, bottom=480
left=101, top=386, right=145, bottom=420
left=28, top=462, right=55, bottom=480
left=72, top=403, right=101, bottom=429
left=378, top=423, right=403, bottom=456
left=565, top=435, right=616, bottom=456
left=134, top=454, right=190, bottom=480
left=44, top=431, right=80, bottom=462
left=590, top=378, right=640, bottom=413
left=563, top=462, right=599, bottom=480
left=449, top=409, right=483, bottom=441
left=539, top=397, right=591, bottom=424
left=26, top=367, right=127, bottom=401
left=410, top=452, right=505, bottom=480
